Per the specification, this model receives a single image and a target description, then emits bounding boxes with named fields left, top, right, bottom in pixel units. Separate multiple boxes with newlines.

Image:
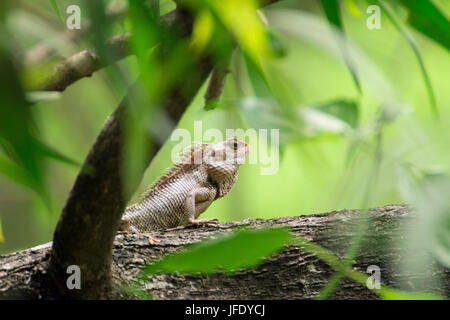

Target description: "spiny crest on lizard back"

left=178, top=141, right=210, bottom=164
left=139, top=142, right=211, bottom=199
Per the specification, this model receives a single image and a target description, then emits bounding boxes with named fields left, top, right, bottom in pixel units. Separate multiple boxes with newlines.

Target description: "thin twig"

left=204, top=53, right=232, bottom=110
left=30, top=32, right=131, bottom=92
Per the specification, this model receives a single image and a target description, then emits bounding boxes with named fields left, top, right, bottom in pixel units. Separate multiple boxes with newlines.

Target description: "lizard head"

left=206, top=138, right=250, bottom=165
left=204, top=138, right=249, bottom=198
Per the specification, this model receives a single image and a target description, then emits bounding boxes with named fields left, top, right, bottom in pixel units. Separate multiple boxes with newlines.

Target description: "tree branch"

left=23, top=1, right=129, bottom=67
left=29, top=8, right=180, bottom=92
left=1, top=205, right=448, bottom=299
left=30, top=32, right=132, bottom=92
left=204, top=53, right=231, bottom=110
left=27, top=0, right=279, bottom=93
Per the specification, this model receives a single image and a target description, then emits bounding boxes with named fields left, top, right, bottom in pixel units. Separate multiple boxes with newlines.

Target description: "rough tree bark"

left=1, top=205, right=448, bottom=299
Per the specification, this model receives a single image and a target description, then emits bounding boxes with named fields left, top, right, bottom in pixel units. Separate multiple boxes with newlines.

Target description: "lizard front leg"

left=184, top=187, right=218, bottom=227
left=117, top=216, right=131, bottom=233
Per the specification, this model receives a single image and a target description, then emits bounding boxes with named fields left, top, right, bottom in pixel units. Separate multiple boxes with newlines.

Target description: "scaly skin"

left=119, top=138, right=249, bottom=233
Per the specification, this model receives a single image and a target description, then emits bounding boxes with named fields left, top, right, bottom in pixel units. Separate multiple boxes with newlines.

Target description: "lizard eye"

left=233, top=141, right=238, bottom=150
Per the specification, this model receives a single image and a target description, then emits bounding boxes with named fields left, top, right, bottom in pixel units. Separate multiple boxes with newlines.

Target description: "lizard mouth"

left=244, top=142, right=250, bottom=156
left=234, top=142, right=249, bottom=164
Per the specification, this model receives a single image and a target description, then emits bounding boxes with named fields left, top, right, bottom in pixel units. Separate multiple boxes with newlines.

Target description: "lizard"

left=118, top=138, right=249, bottom=233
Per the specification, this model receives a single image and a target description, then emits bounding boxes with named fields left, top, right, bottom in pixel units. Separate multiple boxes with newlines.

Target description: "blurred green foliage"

left=142, top=228, right=291, bottom=275
left=0, top=0, right=449, bottom=299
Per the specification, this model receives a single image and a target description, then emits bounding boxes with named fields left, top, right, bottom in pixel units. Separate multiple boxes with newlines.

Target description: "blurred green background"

left=0, top=0, right=449, bottom=266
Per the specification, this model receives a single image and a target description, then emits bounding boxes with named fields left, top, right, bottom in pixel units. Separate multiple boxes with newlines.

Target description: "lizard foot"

left=187, top=218, right=219, bottom=228
left=148, top=237, right=160, bottom=245
left=117, top=216, right=131, bottom=233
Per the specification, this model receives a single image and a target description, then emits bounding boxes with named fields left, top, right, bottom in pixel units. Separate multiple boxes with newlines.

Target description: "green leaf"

left=127, top=0, right=159, bottom=58
left=0, top=47, right=46, bottom=200
left=48, top=0, right=65, bottom=27
left=243, top=52, right=272, bottom=97
left=218, top=98, right=358, bottom=145
left=142, top=228, right=292, bottom=276
left=320, top=0, right=361, bottom=93
left=207, top=0, right=269, bottom=65
left=34, top=140, right=80, bottom=167
left=380, top=287, right=446, bottom=300
left=396, top=169, right=450, bottom=269
left=0, top=153, right=36, bottom=189
left=267, top=29, right=287, bottom=58
left=216, top=97, right=303, bottom=145
left=85, top=0, right=128, bottom=97
left=267, top=9, right=405, bottom=106
left=432, top=208, right=450, bottom=268
left=415, top=173, right=450, bottom=268
left=378, top=0, right=438, bottom=118
left=345, top=0, right=362, bottom=18
left=320, top=0, right=342, bottom=28
left=294, top=236, right=447, bottom=300
left=300, top=99, right=359, bottom=133
left=400, top=0, right=450, bottom=52
left=190, top=10, right=215, bottom=53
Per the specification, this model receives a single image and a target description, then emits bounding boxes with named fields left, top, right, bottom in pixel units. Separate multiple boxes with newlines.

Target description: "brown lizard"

left=118, top=138, right=249, bottom=233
